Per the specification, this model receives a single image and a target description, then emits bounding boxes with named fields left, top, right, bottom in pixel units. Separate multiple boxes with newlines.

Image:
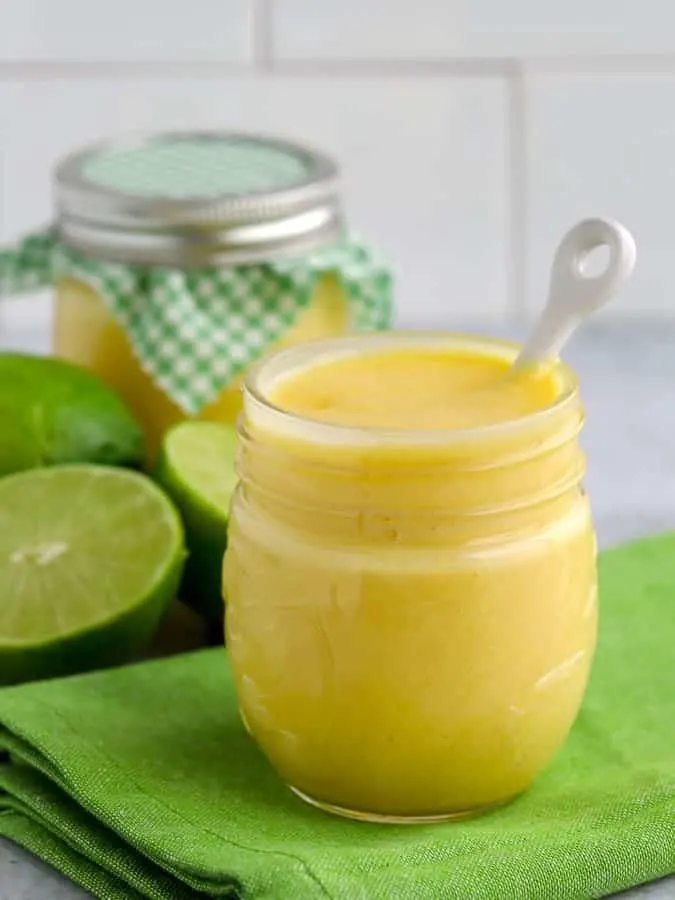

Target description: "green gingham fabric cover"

left=0, top=231, right=393, bottom=414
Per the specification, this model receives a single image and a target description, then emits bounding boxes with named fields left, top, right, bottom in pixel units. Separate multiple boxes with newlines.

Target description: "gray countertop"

left=0, top=321, right=674, bottom=898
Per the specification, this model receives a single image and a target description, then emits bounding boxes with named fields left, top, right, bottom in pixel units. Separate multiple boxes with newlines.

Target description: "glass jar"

left=53, top=271, right=348, bottom=455
left=223, top=333, right=598, bottom=823
left=48, top=132, right=392, bottom=457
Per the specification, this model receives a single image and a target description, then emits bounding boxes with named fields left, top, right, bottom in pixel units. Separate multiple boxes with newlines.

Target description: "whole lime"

left=0, top=354, right=144, bottom=475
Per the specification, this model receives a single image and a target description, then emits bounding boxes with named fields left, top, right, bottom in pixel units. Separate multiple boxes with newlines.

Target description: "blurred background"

left=0, top=0, right=673, bottom=344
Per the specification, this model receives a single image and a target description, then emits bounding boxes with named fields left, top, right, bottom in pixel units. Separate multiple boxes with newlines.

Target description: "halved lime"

left=154, top=422, right=238, bottom=622
left=0, top=465, right=185, bottom=685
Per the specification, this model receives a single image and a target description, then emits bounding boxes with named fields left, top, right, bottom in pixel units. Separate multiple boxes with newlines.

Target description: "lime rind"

left=154, top=422, right=238, bottom=622
left=0, top=465, right=185, bottom=685
left=0, top=354, right=144, bottom=475
left=161, top=421, right=238, bottom=519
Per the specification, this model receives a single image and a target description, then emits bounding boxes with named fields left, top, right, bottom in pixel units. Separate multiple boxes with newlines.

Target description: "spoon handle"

left=516, top=218, right=637, bottom=368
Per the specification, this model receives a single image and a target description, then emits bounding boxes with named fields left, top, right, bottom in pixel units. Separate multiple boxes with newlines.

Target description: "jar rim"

left=243, top=331, right=580, bottom=447
left=53, top=130, right=343, bottom=266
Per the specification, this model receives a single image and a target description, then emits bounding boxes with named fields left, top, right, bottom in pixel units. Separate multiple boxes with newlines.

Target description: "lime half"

left=0, top=465, right=185, bottom=685
left=155, top=422, right=238, bottom=622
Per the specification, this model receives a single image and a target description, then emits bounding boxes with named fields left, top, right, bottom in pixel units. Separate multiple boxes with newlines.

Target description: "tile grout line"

left=513, top=53, right=675, bottom=74
left=251, top=0, right=274, bottom=72
left=2, top=55, right=675, bottom=79
left=0, top=61, right=253, bottom=78
left=269, top=58, right=516, bottom=76
left=506, top=68, right=528, bottom=321
left=4, top=50, right=675, bottom=81
left=0, top=58, right=513, bottom=79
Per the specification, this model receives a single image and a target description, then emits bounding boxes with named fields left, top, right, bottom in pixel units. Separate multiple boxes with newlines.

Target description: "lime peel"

left=154, top=421, right=238, bottom=622
left=0, top=465, right=185, bottom=684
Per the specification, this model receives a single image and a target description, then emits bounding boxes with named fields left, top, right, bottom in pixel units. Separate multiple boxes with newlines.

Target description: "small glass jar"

left=53, top=270, right=348, bottom=455
left=223, top=333, right=598, bottom=823
left=48, top=132, right=392, bottom=457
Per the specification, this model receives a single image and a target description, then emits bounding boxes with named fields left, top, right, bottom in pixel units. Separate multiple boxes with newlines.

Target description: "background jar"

left=6, top=132, right=392, bottom=458
left=223, top=333, right=598, bottom=823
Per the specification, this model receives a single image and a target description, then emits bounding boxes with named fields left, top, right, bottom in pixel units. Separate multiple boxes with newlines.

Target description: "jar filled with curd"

left=223, top=332, right=597, bottom=823
left=1, top=132, right=392, bottom=459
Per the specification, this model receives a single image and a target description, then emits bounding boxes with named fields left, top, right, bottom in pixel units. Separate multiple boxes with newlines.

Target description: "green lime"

left=0, top=353, right=144, bottom=476
left=154, top=422, right=237, bottom=622
left=0, top=465, right=185, bottom=685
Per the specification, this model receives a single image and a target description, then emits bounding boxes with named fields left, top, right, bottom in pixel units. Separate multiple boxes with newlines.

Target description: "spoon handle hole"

left=576, top=243, right=611, bottom=279
left=552, top=218, right=636, bottom=313
left=515, top=217, right=636, bottom=368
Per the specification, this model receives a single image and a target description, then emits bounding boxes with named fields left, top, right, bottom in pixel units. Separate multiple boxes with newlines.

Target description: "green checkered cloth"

left=0, top=231, right=393, bottom=414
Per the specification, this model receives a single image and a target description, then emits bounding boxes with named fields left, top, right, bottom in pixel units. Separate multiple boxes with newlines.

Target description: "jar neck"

left=237, top=333, right=586, bottom=547
left=236, top=406, right=585, bottom=549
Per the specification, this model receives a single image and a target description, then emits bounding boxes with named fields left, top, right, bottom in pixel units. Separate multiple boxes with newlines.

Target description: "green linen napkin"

left=0, top=533, right=673, bottom=900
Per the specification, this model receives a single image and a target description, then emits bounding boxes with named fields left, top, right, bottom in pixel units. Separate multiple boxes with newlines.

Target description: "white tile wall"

left=524, top=74, right=675, bottom=317
left=274, top=0, right=675, bottom=60
left=0, top=0, right=252, bottom=62
left=274, top=1, right=461, bottom=61
left=1, top=0, right=675, bottom=341
left=0, top=77, right=506, bottom=328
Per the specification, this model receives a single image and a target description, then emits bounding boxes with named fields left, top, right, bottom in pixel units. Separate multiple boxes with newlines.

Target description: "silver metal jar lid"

left=54, top=131, right=343, bottom=267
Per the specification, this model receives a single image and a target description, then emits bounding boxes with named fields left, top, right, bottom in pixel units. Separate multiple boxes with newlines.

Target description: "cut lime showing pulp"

left=0, top=465, right=185, bottom=685
left=155, top=422, right=238, bottom=622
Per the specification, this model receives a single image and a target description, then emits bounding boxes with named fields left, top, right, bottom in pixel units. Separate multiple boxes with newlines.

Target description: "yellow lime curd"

left=224, top=334, right=597, bottom=822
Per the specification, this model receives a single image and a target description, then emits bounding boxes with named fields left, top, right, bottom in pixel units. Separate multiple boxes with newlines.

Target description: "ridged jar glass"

left=224, top=333, right=597, bottom=823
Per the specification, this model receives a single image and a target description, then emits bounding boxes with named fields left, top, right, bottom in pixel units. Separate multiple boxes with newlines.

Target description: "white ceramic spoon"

left=513, top=218, right=637, bottom=371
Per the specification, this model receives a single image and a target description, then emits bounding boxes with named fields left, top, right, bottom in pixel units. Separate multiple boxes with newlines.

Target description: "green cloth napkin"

left=0, top=533, right=673, bottom=900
